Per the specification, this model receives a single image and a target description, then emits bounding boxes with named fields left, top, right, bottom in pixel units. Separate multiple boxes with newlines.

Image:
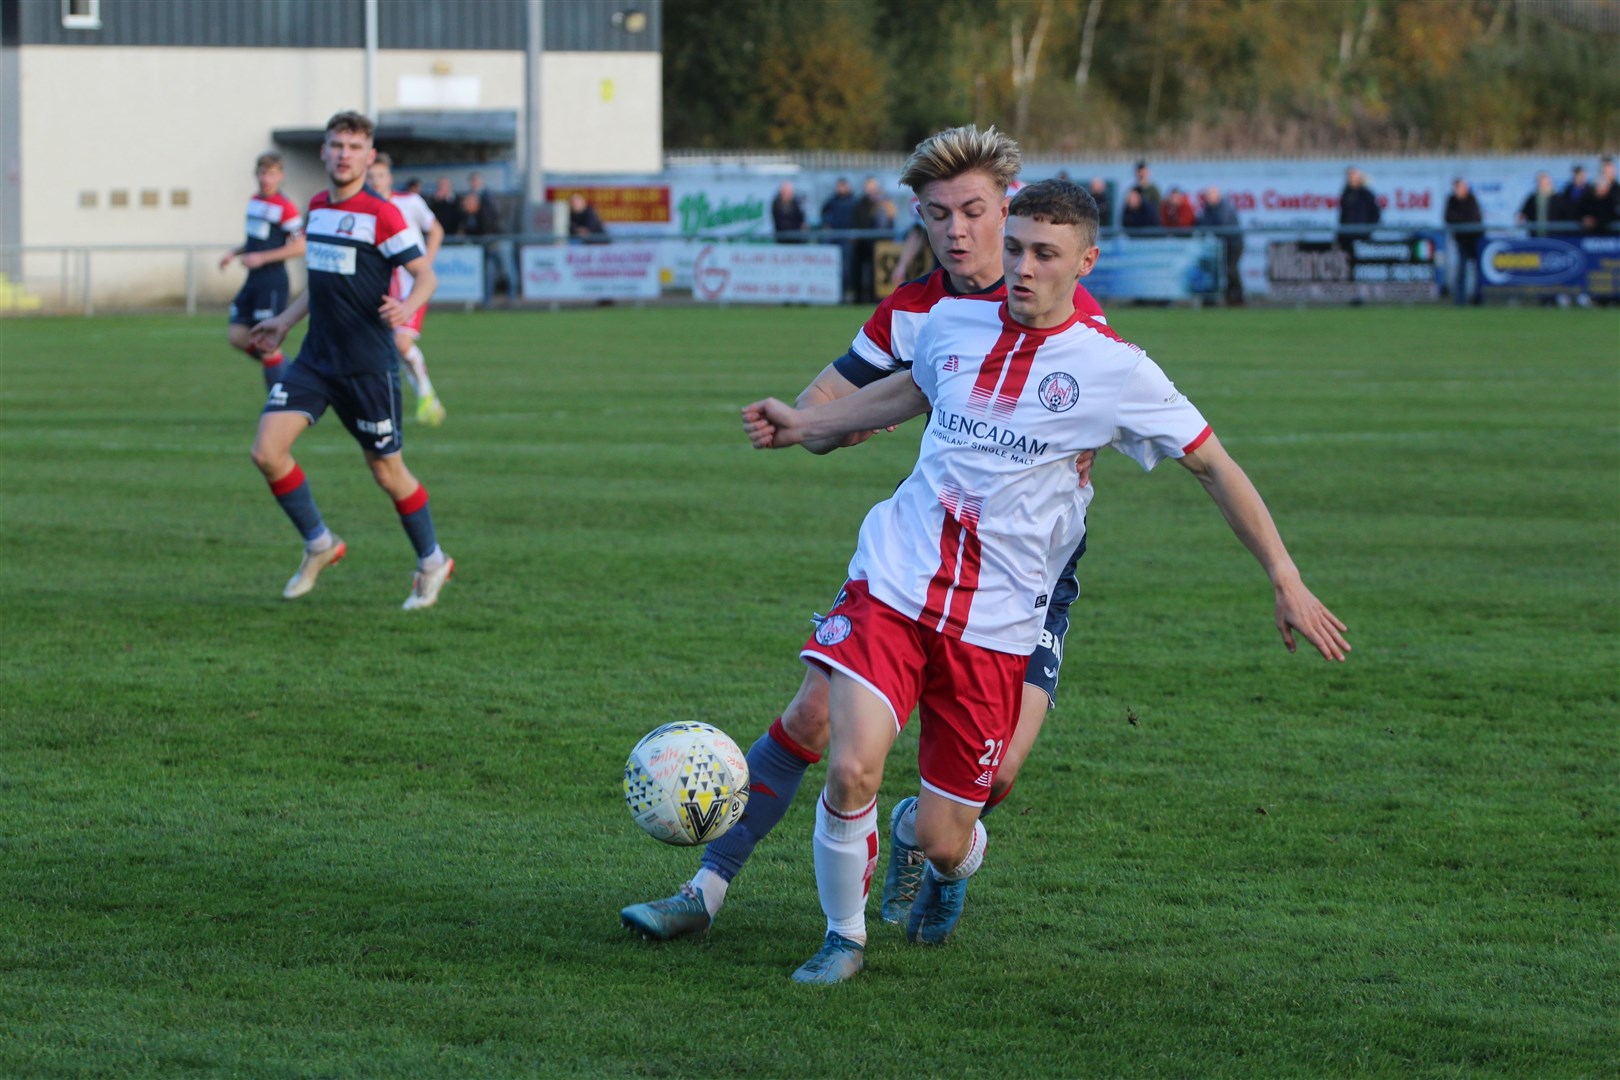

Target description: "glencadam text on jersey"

left=933, top=407, right=1049, bottom=461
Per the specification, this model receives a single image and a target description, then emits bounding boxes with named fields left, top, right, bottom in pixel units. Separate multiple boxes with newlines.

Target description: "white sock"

left=418, top=545, right=447, bottom=572
left=894, top=798, right=919, bottom=847
left=931, top=819, right=987, bottom=882
left=689, top=867, right=729, bottom=918
left=405, top=345, right=434, bottom=397
left=305, top=528, right=334, bottom=553
left=813, top=790, right=878, bottom=945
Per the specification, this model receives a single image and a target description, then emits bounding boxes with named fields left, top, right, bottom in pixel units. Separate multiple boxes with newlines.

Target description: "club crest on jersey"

left=1038, top=372, right=1080, bottom=412
left=815, top=614, right=852, bottom=647
left=336, top=214, right=357, bottom=236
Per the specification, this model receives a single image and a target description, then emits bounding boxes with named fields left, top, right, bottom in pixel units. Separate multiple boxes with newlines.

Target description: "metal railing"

left=1, top=220, right=1612, bottom=315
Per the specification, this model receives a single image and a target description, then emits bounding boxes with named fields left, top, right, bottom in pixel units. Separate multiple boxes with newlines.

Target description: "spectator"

left=771, top=181, right=807, bottom=242
left=404, top=177, right=423, bottom=196
left=450, top=190, right=511, bottom=300
left=1444, top=177, right=1484, bottom=307
left=1088, top=177, right=1112, bottom=230
left=427, top=177, right=459, bottom=231
left=567, top=192, right=609, bottom=243
left=1563, top=164, right=1590, bottom=208
left=465, top=173, right=503, bottom=234
left=1130, top=160, right=1161, bottom=210
left=1337, top=166, right=1380, bottom=253
left=1159, top=187, right=1196, bottom=235
left=1198, top=186, right=1244, bottom=306
left=1517, top=171, right=1575, bottom=238
left=1579, top=155, right=1619, bottom=236
left=464, top=174, right=516, bottom=298
left=821, top=177, right=859, bottom=301
left=852, top=176, right=895, bottom=303
left=1120, top=188, right=1157, bottom=235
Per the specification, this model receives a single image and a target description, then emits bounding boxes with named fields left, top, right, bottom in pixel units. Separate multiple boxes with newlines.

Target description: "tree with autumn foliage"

left=663, top=0, right=1619, bottom=154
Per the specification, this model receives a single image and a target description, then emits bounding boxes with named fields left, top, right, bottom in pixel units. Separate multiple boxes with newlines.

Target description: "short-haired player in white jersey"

left=622, top=126, right=1108, bottom=943
left=367, top=153, right=448, bottom=427
left=742, top=178, right=1349, bottom=982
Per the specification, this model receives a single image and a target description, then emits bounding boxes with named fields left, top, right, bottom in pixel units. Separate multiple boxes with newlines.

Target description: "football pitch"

left=1, top=304, right=1616, bottom=1077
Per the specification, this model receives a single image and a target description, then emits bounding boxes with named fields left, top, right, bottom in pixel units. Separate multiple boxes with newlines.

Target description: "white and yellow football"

left=623, top=722, right=749, bottom=846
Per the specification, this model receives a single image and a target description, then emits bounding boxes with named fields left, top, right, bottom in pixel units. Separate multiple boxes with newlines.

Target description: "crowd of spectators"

left=407, top=153, right=1619, bottom=308
left=422, top=172, right=517, bottom=298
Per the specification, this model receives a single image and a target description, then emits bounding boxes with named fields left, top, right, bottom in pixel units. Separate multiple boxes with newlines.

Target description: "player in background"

left=221, top=152, right=305, bottom=389
left=743, top=179, right=1348, bottom=981
left=366, top=153, right=448, bottom=427
left=248, top=111, right=455, bottom=611
left=622, top=126, right=1104, bottom=942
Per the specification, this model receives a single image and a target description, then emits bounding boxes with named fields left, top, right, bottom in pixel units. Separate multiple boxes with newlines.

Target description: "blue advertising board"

left=1481, top=236, right=1620, bottom=299
left=1083, top=237, right=1221, bottom=302
left=432, top=245, right=487, bottom=303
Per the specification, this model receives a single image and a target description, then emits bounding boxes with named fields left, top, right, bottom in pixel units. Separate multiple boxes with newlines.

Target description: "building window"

left=61, top=0, right=101, bottom=30
left=170, top=189, right=190, bottom=208
left=109, top=190, right=128, bottom=208
left=79, top=191, right=98, bottom=209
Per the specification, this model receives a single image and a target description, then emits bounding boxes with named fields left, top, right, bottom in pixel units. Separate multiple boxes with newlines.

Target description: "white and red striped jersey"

left=386, top=190, right=438, bottom=301
left=847, top=298, right=1211, bottom=655
left=834, top=268, right=1106, bottom=388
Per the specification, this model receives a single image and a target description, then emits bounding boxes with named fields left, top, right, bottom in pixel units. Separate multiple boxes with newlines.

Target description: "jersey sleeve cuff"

left=831, top=349, right=895, bottom=389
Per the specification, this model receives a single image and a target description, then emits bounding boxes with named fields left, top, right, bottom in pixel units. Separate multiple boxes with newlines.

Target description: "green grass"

left=0, top=304, right=1616, bottom=1078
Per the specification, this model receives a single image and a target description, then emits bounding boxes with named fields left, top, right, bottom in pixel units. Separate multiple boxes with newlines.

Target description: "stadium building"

left=0, top=0, right=662, bottom=305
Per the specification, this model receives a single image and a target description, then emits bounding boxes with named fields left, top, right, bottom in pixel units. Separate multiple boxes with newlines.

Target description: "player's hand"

left=218, top=251, right=236, bottom=271
left=1274, top=578, right=1351, bottom=662
left=377, top=296, right=411, bottom=328
left=1075, top=448, right=1097, bottom=487
left=239, top=252, right=267, bottom=271
left=742, top=398, right=804, bottom=450
left=250, top=317, right=287, bottom=353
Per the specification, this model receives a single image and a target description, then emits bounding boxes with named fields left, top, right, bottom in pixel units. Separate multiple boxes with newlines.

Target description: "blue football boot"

left=790, top=931, right=866, bottom=984
left=620, top=885, right=712, bottom=941
left=879, top=796, right=926, bottom=925
left=905, top=865, right=968, bottom=945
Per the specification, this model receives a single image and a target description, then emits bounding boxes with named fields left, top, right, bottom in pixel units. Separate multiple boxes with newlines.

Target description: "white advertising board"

left=690, top=243, right=842, bottom=305
left=519, top=243, right=661, bottom=301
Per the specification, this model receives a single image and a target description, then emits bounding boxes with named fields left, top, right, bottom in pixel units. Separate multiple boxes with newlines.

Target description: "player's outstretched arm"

left=242, top=234, right=307, bottom=271
left=794, top=363, right=888, bottom=450
left=745, top=373, right=929, bottom=454
left=1178, top=433, right=1350, bottom=662
left=250, top=290, right=310, bottom=354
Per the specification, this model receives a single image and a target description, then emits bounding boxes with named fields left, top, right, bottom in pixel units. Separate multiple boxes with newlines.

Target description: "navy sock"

left=261, top=351, right=286, bottom=389
left=701, top=718, right=820, bottom=882
left=393, top=485, right=437, bottom=559
left=268, top=464, right=326, bottom=542
left=980, top=782, right=1013, bottom=819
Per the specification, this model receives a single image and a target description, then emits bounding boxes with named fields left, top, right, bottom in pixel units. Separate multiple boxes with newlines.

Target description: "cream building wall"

left=15, top=44, right=656, bottom=306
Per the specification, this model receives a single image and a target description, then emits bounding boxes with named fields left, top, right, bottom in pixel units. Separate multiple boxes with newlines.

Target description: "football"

left=623, top=722, right=750, bottom=846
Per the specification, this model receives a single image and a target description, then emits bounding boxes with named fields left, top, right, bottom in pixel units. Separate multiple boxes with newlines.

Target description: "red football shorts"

left=801, top=579, right=1025, bottom=806
left=389, top=271, right=426, bottom=337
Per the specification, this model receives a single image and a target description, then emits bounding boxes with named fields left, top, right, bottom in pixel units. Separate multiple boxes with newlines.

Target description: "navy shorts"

left=264, top=361, right=403, bottom=456
left=229, top=274, right=289, bottom=326
left=1024, top=534, right=1086, bottom=707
